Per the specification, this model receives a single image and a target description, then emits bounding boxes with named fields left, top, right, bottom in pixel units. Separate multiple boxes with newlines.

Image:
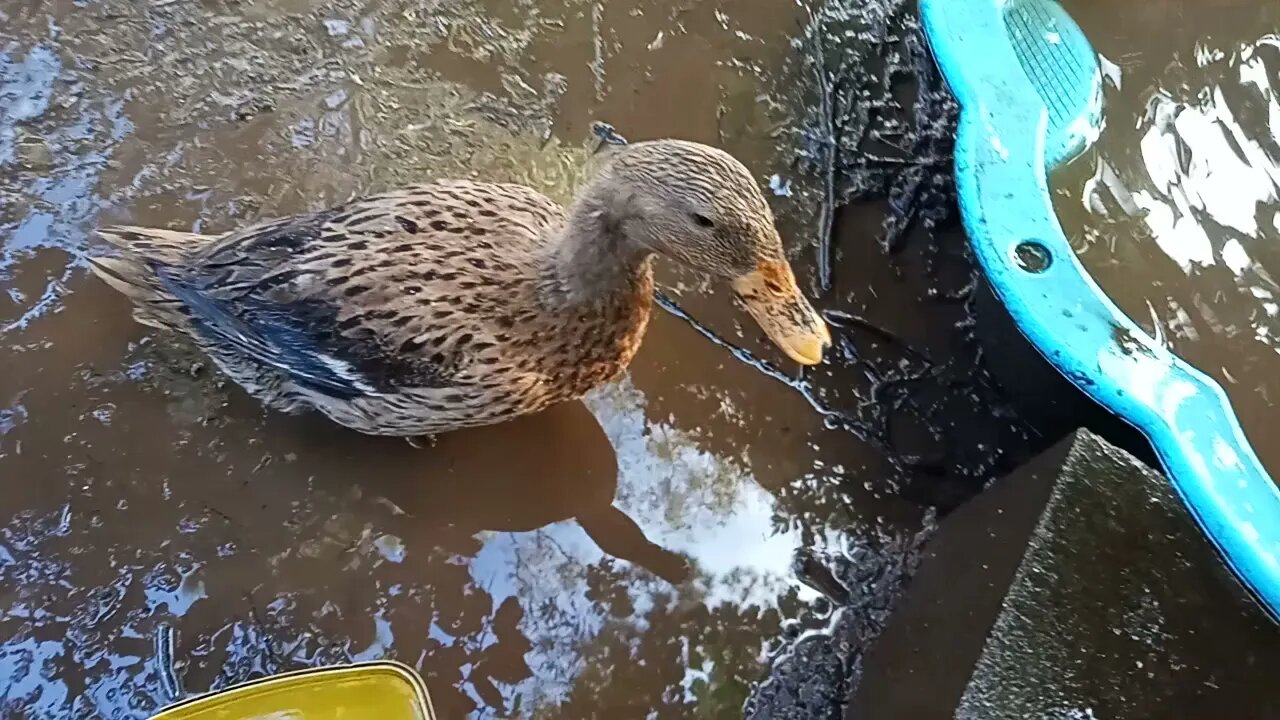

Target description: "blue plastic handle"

left=921, top=0, right=1280, bottom=619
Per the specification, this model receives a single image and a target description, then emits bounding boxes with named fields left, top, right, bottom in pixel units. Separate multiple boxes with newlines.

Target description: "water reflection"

left=1081, top=39, right=1279, bottom=276
left=1055, top=4, right=1280, bottom=481
left=0, top=310, right=822, bottom=716
left=301, top=398, right=693, bottom=585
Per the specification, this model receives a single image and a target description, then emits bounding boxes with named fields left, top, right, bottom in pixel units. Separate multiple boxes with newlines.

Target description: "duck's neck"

left=542, top=180, right=654, bottom=308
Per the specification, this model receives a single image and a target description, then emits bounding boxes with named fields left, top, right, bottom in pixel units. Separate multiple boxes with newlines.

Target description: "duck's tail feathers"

left=96, top=225, right=209, bottom=263
left=89, top=226, right=213, bottom=328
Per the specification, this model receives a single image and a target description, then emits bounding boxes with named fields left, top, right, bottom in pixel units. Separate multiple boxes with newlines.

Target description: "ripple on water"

left=1055, top=8, right=1280, bottom=484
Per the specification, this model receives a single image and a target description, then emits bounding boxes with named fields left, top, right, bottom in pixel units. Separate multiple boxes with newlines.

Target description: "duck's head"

left=597, top=139, right=831, bottom=366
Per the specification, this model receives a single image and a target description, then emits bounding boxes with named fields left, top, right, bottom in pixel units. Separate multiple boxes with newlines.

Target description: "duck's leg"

left=577, top=505, right=692, bottom=585
left=404, top=434, right=439, bottom=449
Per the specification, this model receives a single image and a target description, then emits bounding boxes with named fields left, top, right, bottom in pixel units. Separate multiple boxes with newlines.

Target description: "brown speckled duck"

left=90, top=140, right=831, bottom=437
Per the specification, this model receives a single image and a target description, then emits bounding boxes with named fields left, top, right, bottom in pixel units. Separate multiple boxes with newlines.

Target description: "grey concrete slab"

left=853, top=429, right=1280, bottom=719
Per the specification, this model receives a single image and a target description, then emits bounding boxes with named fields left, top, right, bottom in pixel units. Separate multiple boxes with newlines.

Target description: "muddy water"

left=1053, top=2, right=1280, bottom=479
left=0, top=0, right=1022, bottom=717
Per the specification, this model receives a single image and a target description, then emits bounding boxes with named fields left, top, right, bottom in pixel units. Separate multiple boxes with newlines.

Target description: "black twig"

left=811, top=23, right=840, bottom=294
left=653, top=290, right=888, bottom=450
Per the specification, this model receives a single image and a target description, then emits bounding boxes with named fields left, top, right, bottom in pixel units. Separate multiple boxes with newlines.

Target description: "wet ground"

left=1054, top=1, right=1280, bottom=480
left=0, top=0, right=1035, bottom=718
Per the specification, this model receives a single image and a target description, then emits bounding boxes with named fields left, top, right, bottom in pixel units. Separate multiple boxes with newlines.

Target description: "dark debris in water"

left=742, top=0, right=1050, bottom=716
left=789, top=0, right=1039, bottom=500
left=795, top=0, right=959, bottom=290
left=745, top=516, right=934, bottom=720
left=589, top=120, right=628, bottom=150
left=647, top=0, right=1036, bottom=510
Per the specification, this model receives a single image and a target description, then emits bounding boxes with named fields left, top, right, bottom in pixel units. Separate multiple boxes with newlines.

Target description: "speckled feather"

left=90, top=140, right=826, bottom=437
left=92, top=180, right=652, bottom=435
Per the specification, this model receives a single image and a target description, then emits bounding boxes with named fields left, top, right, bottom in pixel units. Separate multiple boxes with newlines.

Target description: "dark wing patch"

left=159, top=271, right=371, bottom=398
left=157, top=209, right=457, bottom=399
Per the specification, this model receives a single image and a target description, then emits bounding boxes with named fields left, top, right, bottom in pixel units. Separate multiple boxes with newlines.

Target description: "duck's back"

left=91, top=180, right=642, bottom=436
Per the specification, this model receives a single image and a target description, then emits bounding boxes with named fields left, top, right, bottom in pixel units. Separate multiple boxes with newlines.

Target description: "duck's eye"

left=691, top=213, right=715, bottom=228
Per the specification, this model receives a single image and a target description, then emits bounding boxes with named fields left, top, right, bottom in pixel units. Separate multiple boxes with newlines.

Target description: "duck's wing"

left=156, top=204, right=467, bottom=400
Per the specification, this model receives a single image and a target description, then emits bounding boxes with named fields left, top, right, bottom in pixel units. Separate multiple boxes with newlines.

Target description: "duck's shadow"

left=279, top=401, right=692, bottom=584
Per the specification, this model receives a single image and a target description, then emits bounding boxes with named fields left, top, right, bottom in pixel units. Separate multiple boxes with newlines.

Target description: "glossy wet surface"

left=0, top=0, right=1032, bottom=717
left=1054, top=1, right=1280, bottom=480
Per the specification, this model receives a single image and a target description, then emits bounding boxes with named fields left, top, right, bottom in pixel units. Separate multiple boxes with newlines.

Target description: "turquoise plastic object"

left=920, top=0, right=1280, bottom=619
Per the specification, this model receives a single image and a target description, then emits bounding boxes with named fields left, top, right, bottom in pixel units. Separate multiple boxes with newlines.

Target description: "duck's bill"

left=732, top=261, right=832, bottom=366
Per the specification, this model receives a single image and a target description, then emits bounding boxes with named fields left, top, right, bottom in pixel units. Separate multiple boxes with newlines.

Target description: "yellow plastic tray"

left=149, top=661, right=436, bottom=720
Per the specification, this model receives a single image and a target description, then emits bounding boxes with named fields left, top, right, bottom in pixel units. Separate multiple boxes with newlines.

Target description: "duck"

left=89, top=139, right=831, bottom=438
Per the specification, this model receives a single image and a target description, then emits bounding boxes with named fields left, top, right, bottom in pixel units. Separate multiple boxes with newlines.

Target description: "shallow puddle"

left=1054, top=1, right=1280, bottom=481
left=1, top=0, right=1028, bottom=717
